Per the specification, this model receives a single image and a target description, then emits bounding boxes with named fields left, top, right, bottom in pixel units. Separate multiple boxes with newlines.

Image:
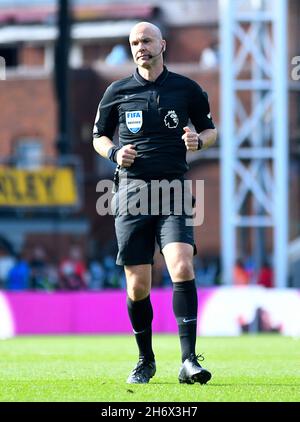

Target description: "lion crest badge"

left=164, top=110, right=179, bottom=129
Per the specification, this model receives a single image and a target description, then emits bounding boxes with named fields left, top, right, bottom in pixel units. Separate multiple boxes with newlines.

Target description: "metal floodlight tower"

left=219, top=0, right=288, bottom=287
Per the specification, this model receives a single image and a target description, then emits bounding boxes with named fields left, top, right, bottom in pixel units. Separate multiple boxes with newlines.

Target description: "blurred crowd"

left=0, top=244, right=124, bottom=291
left=0, top=243, right=223, bottom=291
left=0, top=243, right=273, bottom=291
left=233, top=257, right=274, bottom=288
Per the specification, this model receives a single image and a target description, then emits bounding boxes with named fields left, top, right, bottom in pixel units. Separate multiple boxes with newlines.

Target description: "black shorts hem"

left=160, top=241, right=197, bottom=256
left=116, top=257, right=154, bottom=266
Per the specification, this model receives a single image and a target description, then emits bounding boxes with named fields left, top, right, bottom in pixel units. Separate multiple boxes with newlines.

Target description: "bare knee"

left=171, top=260, right=194, bottom=281
left=125, top=265, right=151, bottom=301
left=127, top=281, right=149, bottom=301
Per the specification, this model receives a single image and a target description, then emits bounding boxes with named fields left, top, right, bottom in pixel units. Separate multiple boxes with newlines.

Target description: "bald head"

left=129, top=22, right=163, bottom=43
left=129, top=21, right=166, bottom=71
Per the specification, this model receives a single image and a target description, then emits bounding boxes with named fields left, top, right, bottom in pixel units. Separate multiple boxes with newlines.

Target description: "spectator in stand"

left=29, top=246, right=49, bottom=290
left=233, top=258, right=250, bottom=286
left=88, top=258, right=106, bottom=290
left=6, top=253, right=30, bottom=290
left=257, top=261, right=274, bottom=288
left=103, top=255, right=122, bottom=289
left=59, top=245, right=87, bottom=290
left=244, top=255, right=255, bottom=284
left=0, top=246, right=16, bottom=289
left=45, top=263, right=59, bottom=291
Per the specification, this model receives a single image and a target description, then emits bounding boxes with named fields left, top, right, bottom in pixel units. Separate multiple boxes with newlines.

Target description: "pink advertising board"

left=1, top=289, right=214, bottom=335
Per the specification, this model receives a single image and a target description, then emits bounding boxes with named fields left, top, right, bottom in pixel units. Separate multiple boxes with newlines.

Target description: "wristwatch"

left=197, top=134, right=203, bottom=150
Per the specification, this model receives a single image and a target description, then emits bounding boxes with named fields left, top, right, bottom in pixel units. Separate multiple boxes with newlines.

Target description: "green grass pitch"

left=0, top=334, right=299, bottom=402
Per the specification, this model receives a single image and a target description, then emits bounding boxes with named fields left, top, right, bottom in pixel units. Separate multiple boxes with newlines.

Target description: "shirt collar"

left=134, top=66, right=169, bottom=86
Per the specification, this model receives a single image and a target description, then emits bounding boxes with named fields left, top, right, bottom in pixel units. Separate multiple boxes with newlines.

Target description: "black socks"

left=127, top=295, right=155, bottom=362
left=127, top=281, right=198, bottom=364
left=172, top=279, right=198, bottom=362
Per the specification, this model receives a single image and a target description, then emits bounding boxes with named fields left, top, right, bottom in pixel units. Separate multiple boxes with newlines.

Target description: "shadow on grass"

left=209, top=383, right=300, bottom=387
left=149, top=382, right=210, bottom=385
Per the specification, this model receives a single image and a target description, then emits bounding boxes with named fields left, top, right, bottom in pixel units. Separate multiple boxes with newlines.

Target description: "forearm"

left=93, top=136, right=115, bottom=159
left=199, top=128, right=217, bottom=150
left=93, top=136, right=137, bottom=167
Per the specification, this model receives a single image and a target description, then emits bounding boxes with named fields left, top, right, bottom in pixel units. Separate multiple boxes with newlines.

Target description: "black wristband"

left=108, top=146, right=121, bottom=163
left=197, top=135, right=203, bottom=150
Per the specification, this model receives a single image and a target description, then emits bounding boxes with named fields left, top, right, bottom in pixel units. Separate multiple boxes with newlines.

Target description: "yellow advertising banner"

left=0, top=167, right=78, bottom=207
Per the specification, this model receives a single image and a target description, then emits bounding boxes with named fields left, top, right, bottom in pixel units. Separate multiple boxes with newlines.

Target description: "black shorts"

left=112, top=178, right=196, bottom=266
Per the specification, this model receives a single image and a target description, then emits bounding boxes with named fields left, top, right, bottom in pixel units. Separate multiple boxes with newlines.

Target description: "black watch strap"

left=197, top=135, right=203, bottom=150
left=108, top=146, right=121, bottom=163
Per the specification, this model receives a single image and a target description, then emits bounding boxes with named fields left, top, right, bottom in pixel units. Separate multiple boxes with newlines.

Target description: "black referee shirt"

left=93, top=66, right=215, bottom=179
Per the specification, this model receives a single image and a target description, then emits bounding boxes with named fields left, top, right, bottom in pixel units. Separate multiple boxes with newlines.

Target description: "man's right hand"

left=116, top=144, right=137, bottom=167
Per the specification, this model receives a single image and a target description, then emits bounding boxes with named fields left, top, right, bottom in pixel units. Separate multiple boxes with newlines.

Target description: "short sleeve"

left=188, top=82, right=215, bottom=133
left=93, top=84, right=119, bottom=139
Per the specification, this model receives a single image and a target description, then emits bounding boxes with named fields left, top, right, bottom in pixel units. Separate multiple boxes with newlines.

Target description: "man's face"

left=129, top=25, right=164, bottom=67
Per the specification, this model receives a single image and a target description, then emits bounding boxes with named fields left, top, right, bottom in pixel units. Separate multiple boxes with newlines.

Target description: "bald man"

left=93, top=22, right=217, bottom=385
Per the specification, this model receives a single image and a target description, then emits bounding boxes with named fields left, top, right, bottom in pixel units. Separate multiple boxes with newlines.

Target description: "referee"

left=93, top=22, right=217, bottom=384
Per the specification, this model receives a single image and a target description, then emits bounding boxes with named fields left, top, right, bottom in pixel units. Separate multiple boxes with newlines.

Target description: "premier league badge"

left=164, top=110, right=179, bottom=129
left=125, top=111, right=143, bottom=133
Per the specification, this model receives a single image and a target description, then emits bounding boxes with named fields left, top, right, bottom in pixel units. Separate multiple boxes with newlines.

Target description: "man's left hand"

left=182, top=126, right=199, bottom=151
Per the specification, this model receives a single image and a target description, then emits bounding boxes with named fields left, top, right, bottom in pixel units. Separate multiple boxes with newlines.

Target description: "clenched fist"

left=116, top=144, right=137, bottom=167
left=182, top=126, right=200, bottom=151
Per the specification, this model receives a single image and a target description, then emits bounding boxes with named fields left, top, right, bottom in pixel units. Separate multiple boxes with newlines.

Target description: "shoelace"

left=191, top=353, right=205, bottom=364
